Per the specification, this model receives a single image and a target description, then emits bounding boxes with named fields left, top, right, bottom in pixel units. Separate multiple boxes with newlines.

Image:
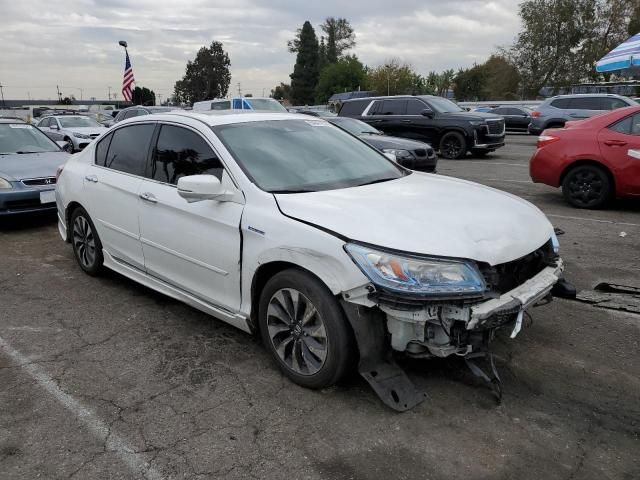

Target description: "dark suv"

left=338, top=95, right=505, bottom=159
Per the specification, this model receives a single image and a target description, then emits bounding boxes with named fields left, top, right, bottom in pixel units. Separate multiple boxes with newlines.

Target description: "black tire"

left=439, top=131, right=467, bottom=159
left=258, top=269, right=355, bottom=389
left=70, top=207, right=104, bottom=275
left=562, top=164, right=612, bottom=209
left=63, top=137, right=74, bottom=153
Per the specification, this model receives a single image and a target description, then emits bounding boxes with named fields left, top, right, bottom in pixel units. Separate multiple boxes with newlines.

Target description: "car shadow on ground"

left=0, top=212, right=57, bottom=231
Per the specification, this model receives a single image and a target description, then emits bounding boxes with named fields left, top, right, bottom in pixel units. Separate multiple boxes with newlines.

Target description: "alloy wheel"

left=72, top=215, right=96, bottom=268
left=567, top=170, right=604, bottom=206
left=266, top=288, right=328, bottom=376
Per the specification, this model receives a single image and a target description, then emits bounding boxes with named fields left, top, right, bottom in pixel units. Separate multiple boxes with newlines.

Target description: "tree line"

left=170, top=0, right=640, bottom=105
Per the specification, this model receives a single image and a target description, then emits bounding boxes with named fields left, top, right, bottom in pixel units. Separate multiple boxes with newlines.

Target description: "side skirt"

left=103, top=250, right=252, bottom=334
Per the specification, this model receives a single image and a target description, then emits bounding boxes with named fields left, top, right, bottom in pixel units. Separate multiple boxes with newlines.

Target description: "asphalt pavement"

left=1, top=134, right=638, bottom=480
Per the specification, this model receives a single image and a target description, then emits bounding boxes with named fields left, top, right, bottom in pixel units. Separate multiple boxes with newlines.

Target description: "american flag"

left=121, top=50, right=135, bottom=102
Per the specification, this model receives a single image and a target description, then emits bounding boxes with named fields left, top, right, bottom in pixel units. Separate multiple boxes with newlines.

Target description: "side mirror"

left=421, top=108, right=434, bottom=118
left=177, top=174, right=233, bottom=203
left=384, top=152, right=397, bottom=162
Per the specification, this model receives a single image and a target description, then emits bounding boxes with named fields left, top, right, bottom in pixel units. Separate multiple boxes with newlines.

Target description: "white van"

left=192, top=97, right=287, bottom=112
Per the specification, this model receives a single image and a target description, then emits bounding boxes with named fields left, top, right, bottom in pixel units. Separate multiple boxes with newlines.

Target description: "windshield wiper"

left=270, top=188, right=317, bottom=194
left=357, top=177, right=398, bottom=187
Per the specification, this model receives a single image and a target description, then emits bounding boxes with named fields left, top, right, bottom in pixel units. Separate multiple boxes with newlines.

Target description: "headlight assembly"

left=344, top=243, right=486, bottom=296
left=551, top=231, right=560, bottom=254
left=382, top=148, right=413, bottom=160
left=73, top=133, right=90, bottom=139
left=469, top=121, right=486, bottom=127
left=0, top=177, right=12, bottom=189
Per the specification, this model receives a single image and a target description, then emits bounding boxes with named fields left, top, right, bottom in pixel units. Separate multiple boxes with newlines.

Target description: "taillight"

left=537, top=135, right=560, bottom=148
left=56, top=164, right=64, bottom=181
left=531, top=111, right=541, bottom=117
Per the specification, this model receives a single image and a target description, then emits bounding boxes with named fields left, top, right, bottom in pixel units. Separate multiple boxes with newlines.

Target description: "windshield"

left=331, top=117, right=381, bottom=135
left=0, top=123, right=60, bottom=154
left=246, top=99, right=288, bottom=112
left=426, top=97, right=464, bottom=113
left=213, top=119, right=405, bottom=193
left=58, top=117, right=101, bottom=128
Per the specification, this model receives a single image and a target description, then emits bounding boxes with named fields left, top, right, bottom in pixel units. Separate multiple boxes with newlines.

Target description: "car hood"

left=438, top=111, right=503, bottom=122
left=0, top=152, right=69, bottom=181
left=275, top=173, right=553, bottom=266
left=359, top=134, right=433, bottom=150
left=65, top=127, right=107, bottom=135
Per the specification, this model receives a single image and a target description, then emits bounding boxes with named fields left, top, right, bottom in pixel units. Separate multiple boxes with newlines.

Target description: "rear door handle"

left=84, top=175, right=98, bottom=183
left=604, top=139, right=627, bottom=146
left=139, top=192, right=158, bottom=203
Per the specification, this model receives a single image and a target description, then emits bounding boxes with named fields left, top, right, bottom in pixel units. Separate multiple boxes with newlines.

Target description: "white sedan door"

left=84, top=123, right=156, bottom=270
left=138, top=123, right=244, bottom=312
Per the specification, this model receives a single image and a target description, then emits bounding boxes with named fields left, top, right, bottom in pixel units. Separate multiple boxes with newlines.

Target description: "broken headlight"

left=344, top=243, right=486, bottom=295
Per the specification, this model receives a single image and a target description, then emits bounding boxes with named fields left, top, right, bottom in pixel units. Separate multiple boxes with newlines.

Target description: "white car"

left=55, top=111, right=565, bottom=410
left=37, top=115, right=107, bottom=152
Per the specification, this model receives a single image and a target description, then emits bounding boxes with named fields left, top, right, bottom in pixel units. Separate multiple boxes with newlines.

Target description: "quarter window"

left=602, top=98, right=629, bottom=110
left=608, top=114, right=640, bottom=135
left=102, top=124, right=155, bottom=175
left=149, top=125, right=223, bottom=185
left=211, top=101, right=231, bottom=110
left=367, top=100, right=383, bottom=115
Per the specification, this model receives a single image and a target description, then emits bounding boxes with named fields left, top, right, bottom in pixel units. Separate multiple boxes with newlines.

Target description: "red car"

left=530, top=105, right=640, bottom=208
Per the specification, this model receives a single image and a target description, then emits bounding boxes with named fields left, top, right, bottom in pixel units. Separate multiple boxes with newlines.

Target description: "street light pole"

left=108, top=86, right=111, bottom=101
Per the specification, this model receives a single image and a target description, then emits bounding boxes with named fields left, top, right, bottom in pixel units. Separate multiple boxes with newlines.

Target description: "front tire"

left=63, top=137, right=74, bottom=153
left=562, top=164, right=611, bottom=209
left=70, top=207, right=104, bottom=275
left=439, top=131, right=467, bottom=159
left=258, top=269, right=355, bottom=389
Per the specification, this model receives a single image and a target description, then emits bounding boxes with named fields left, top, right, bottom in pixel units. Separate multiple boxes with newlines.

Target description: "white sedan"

left=55, top=111, right=564, bottom=410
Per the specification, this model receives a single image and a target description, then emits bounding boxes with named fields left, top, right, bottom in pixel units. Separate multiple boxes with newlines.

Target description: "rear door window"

left=550, top=98, right=571, bottom=109
left=148, top=125, right=224, bottom=185
left=568, top=97, right=601, bottom=110
left=102, top=124, right=155, bottom=176
left=380, top=99, right=407, bottom=115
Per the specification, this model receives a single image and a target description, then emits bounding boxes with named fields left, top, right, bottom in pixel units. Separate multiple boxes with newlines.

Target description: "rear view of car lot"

left=1, top=132, right=638, bottom=479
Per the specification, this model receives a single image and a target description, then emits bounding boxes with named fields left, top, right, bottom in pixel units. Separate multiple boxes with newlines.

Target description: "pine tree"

left=290, top=21, right=320, bottom=105
left=321, top=17, right=356, bottom=64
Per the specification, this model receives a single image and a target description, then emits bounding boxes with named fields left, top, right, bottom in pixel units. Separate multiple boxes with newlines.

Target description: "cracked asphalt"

left=1, top=135, right=639, bottom=480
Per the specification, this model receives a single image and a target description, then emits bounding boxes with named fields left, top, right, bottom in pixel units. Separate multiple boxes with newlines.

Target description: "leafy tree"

left=173, top=41, right=231, bottom=104
left=318, top=36, right=328, bottom=70
left=271, top=83, right=292, bottom=102
left=315, top=55, right=367, bottom=103
left=290, top=21, right=320, bottom=105
left=58, top=96, right=73, bottom=105
left=629, top=1, right=640, bottom=35
left=483, top=55, right=520, bottom=99
left=132, top=86, right=156, bottom=106
left=453, top=65, right=487, bottom=101
left=366, top=59, right=421, bottom=95
left=321, top=17, right=356, bottom=63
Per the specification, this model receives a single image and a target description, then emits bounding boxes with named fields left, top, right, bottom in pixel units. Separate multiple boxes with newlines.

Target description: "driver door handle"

left=84, top=175, right=98, bottom=183
left=604, top=139, right=627, bottom=146
left=139, top=192, right=158, bottom=204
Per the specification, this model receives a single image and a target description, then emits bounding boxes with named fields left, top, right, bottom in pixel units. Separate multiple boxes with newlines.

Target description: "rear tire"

left=70, top=207, right=104, bottom=275
left=439, top=131, right=467, bottom=159
left=258, top=269, right=355, bottom=389
left=562, top=164, right=611, bottom=209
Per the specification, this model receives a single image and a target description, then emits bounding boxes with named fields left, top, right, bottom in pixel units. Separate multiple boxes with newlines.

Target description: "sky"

left=0, top=0, right=522, bottom=101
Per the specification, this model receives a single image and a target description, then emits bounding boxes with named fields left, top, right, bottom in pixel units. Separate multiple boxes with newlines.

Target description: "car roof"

left=0, top=117, right=26, bottom=124
left=341, top=94, right=441, bottom=104
left=548, top=93, right=627, bottom=99
left=124, top=111, right=311, bottom=127
left=47, top=114, right=90, bottom=118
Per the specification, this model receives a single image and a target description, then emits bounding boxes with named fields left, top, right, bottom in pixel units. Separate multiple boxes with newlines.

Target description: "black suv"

left=338, top=95, right=505, bottom=159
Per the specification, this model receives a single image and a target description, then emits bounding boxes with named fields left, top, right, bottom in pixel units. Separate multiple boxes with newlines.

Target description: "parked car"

left=327, top=116, right=437, bottom=172
left=0, top=118, right=69, bottom=215
left=338, top=95, right=505, bottom=159
left=487, top=106, right=533, bottom=131
left=528, top=94, right=636, bottom=135
left=113, top=106, right=175, bottom=124
left=293, top=109, right=337, bottom=117
left=530, top=105, right=640, bottom=209
left=85, top=111, right=114, bottom=127
left=57, top=111, right=567, bottom=409
left=37, top=115, right=107, bottom=153
left=193, top=97, right=287, bottom=112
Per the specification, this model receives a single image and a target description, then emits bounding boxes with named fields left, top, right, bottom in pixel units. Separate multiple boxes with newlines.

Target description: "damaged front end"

left=341, top=239, right=565, bottom=411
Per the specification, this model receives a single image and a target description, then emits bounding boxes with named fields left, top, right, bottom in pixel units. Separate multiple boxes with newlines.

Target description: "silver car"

left=0, top=119, right=69, bottom=216
left=37, top=115, right=107, bottom=152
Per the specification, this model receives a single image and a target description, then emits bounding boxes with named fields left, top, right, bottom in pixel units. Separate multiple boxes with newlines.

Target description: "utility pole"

left=56, top=85, right=62, bottom=102
left=108, top=86, right=112, bottom=101
left=157, top=93, right=162, bottom=106
left=0, top=82, right=5, bottom=108
left=237, top=82, right=242, bottom=97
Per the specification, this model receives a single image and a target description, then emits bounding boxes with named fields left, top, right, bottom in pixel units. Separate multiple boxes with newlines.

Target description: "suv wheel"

left=439, top=132, right=467, bottom=159
left=258, top=269, right=354, bottom=389
left=70, top=207, right=104, bottom=275
left=562, top=165, right=611, bottom=209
